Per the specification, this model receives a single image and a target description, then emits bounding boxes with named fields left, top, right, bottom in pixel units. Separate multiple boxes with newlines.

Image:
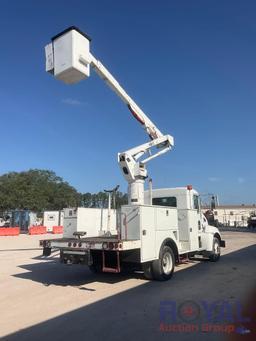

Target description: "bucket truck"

left=40, top=27, right=225, bottom=281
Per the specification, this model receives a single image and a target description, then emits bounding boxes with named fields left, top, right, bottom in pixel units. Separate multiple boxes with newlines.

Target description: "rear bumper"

left=40, top=237, right=141, bottom=252
left=60, top=249, right=91, bottom=265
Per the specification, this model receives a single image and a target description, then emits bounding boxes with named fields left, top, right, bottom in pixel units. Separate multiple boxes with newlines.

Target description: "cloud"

left=62, top=98, right=85, bottom=106
left=238, top=177, right=245, bottom=184
left=208, top=177, right=220, bottom=182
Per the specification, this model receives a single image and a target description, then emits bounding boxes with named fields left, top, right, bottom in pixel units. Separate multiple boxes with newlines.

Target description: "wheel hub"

left=162, top=252, right=172, bottom=274
left=214, top=242, right=220, bottom=255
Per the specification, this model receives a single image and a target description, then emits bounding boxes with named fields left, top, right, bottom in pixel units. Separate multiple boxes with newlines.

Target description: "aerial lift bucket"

left=45, top=26, right=91, bottom=84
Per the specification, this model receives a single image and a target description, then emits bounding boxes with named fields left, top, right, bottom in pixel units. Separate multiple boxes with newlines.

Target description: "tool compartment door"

left=140, top=206, right=156, bottom=262
left=63, top=208, right=78, bottom=237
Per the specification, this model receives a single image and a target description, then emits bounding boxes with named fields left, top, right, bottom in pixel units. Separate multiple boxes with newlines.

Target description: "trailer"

left=43, top=210, right=64, bottom=232
left=41, top=27, right=225, bottom=280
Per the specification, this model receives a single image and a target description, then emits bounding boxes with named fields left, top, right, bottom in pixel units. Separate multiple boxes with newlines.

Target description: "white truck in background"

left=43, top=210, right=64, bottom=232
left=40, top=26, right=225, bottom=281
left=63, top=207, right=117, bottom=237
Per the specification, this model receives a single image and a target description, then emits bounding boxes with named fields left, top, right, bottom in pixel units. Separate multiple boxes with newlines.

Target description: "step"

left=102, top=266, right=120, bottom=273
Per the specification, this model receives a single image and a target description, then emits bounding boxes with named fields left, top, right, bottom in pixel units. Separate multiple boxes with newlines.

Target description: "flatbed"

left=40, top=235, right=141, bottom=253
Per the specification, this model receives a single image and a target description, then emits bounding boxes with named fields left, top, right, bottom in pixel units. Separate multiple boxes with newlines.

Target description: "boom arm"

left=89, top=54, right=174, bottom=197
left=45, top=26, right=174, bottom=204
left=90, top=55, right=163, bottom=140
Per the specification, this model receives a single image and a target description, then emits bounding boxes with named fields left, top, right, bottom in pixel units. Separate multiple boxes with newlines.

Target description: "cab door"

left=188, top=194, right=202, bottom=250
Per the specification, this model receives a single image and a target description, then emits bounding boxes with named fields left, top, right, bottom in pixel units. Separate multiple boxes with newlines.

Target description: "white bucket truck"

left=40, top=27, right=225, bottom=280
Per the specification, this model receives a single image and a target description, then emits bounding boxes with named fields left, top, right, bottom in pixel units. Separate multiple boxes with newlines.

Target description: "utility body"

left=41, top=27, right=225, bottom=280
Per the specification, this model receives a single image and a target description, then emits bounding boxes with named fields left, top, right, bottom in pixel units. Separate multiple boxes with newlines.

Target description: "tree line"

left=0, top=169, right=127, bottom=212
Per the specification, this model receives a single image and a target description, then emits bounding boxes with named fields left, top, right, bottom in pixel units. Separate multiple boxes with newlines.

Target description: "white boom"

left=45, top=26, right=174, bottom=205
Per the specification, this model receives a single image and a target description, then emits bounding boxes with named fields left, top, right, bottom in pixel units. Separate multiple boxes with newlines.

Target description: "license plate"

left=63, top=251, right=87, bottom=255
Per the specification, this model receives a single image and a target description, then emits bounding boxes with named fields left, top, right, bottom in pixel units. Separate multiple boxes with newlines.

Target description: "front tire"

left=209, top=237, right=220, bottom=262
left=151, top=246, right=175, bottom=281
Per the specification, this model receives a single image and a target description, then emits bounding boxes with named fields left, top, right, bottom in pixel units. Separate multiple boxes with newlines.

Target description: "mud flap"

left=43, top=247, right=52, bottom=256
left=220, top=240, right=226, bottom=248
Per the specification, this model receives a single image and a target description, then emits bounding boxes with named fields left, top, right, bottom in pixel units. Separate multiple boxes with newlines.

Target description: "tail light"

left=102, top=242, right=108, bottom=249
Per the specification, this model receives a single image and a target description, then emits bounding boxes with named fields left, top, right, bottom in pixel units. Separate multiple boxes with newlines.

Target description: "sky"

left=0, top=0, right=255, bottom=204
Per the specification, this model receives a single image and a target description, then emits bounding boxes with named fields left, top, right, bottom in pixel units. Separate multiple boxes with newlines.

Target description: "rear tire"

left=142, top=262, right=153, bottom=280
left=209, top=237, right=220, bottom=262
left=151, top=246, right=175, bottom=281
left=89, top=251, right=102, bottom=273
left=88, top=264, right=102, bottom=273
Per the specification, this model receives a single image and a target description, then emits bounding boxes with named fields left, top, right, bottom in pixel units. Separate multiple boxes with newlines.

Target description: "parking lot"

left=0, top=230, right=255, bottom=341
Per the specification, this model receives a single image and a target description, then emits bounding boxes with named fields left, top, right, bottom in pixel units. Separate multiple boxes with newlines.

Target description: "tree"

left=114, top=191, right=128, bottom=209
left=0, top=169, right=81, bottom=212
left=80, top=190, right=128, bottom=209
left=0, top=169, right=128, bottom=213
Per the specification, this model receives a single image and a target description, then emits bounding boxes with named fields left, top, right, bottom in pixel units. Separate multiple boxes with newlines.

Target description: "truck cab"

left=146, top=186, right=224, bottom=252
left=145, top=186, right=204, bottom=252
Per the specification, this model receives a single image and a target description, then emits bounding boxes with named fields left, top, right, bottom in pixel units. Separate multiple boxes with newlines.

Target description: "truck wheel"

left=142, top=262, right=153, bottom=280
left=88, top=264, right=102, bottom=273
left=151, top=246, right=175, bottom=281
left=209, top=237, right=220, bottom=262
left=89, top=251, right=102, bottom=273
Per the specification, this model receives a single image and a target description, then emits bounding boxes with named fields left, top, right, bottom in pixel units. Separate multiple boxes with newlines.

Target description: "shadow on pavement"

left=4, top=245, right=256, bottom=341
left=5, top=244, right=256, bottom=341
left=13, top=253, right=218, bottom=287
left=13, top=258, right=144, bottom=286
left=219, top=227, right=256, bottom=233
